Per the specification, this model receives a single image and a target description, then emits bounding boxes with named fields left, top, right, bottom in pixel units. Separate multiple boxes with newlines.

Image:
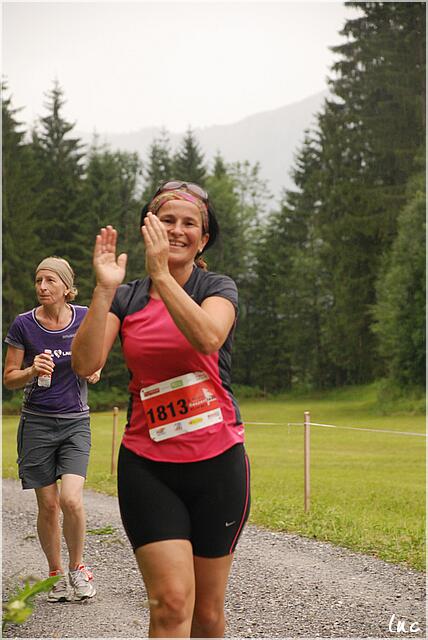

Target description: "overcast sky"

left=3, top=1, right=354, bottom=134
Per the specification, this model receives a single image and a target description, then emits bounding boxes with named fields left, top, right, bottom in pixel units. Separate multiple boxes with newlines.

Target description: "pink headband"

left=148, top=190, right=209, bottom=233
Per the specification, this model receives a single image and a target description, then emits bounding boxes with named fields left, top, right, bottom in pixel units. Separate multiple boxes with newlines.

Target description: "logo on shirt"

left=144, top=387, right=160, bottom=397
left=53, top=349, right=72, bottom=358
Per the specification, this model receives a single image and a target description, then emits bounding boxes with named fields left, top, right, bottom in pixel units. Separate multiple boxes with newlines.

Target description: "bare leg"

left=34, top=484, right=63, bottom=573
left=191, top=554, right=234, bottom=638
left=135, top=539, right=195, bottom=638
left=59, top=474, right=86, bottom=569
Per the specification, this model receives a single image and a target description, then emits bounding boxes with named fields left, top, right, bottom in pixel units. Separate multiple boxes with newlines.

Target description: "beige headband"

left=35, top=257, right=77, bottom=296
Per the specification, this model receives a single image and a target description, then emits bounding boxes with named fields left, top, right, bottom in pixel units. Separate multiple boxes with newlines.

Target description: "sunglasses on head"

left=156, top=181, right=208, bottom=203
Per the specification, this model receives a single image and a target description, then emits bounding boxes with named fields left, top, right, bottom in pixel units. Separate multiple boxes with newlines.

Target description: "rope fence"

left=109, top=407, right=425, bottom=512
left=245, top=411, right=425, bottom=513
left=246, top=421, right=426, bottom=437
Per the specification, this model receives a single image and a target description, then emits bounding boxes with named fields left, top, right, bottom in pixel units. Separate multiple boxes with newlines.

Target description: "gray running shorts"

left=16, top=413, right=91, bottom=490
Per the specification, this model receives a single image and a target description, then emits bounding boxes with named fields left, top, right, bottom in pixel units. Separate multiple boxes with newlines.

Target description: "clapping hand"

left=141, top=212, right=170, bottom=279
left=94, top=226, right=128, bottom=290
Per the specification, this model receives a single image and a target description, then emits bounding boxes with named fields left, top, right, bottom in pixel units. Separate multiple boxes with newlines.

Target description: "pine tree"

left=274, top=1, right=426, bottom=387
left=312, top=98, right=383, bottom=384
left=224, top=161, right=272, bottom=387
left=78, top=139, right=143, bottom=301
left=30, top=81, right=86, bottom=262
left=229, top=160, right=272, bottom=230
left=278, top=133, right=333, bottom=388
left=142, top=129, right=172, bottom=201
left=2, top=84, right=41, bottom=346
left=247, top=219, right=293, bottom=391
left=373, top=167, right=426, bottom=387
left=205, top=153, right=246, bottom=279
left=245, top=131, right=330, bottom=391
left=78, top=140, right=143, bottom=389
left=333, top=1, right=426, bottom=243
left=172, top=128, right=207, bottom=184
left=211, top=152, right=228, bottom=179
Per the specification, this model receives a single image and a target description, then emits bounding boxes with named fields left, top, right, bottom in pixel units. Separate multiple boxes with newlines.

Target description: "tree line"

left=3, top=1, right=425, bottom=405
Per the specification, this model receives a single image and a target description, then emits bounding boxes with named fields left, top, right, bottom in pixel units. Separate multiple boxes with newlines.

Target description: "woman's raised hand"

left=93, top=226, right=128, bottom=290
left=141, top=212, right=170, bottom=279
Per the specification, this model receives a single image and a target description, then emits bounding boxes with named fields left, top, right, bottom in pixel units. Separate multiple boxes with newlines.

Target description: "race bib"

left=140, top=371, right=223, bottom=442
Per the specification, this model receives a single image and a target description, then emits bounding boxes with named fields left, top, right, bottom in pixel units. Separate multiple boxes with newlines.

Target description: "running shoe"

left=68, top=564, right=96, bottom=600
left=47, top=572, right=70, bottom=602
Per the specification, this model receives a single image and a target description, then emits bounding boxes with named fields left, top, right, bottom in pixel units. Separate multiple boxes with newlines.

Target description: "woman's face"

left=157, top=200, right=209, bottom=266
left=35, top=269, right=68, bottom=306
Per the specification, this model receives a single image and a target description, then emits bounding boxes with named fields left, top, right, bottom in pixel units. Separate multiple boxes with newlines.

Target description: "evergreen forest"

left=2, top=2, right=426, bottom=407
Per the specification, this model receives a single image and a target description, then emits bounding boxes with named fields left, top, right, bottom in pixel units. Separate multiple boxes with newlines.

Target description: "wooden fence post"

left=304, top=410, right=311, bottom=513
left=111, top=406, right=119, bottom=475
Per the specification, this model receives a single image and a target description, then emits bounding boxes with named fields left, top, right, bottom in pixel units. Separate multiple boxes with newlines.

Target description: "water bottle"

left=37, top=349, right=53, bottom=388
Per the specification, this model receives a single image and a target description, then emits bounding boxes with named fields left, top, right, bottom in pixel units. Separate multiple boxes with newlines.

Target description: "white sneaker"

left=47, top=573, right=70, bottom=602
left=68, top=564, right=96, bottom=600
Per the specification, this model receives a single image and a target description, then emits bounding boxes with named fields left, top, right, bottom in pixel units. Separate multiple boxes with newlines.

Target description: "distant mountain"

left=77, top=91, right=327, bottom=202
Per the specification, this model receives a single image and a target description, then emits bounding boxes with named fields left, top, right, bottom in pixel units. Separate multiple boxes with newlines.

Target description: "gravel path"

left=2, top=478, right=425, bottom=639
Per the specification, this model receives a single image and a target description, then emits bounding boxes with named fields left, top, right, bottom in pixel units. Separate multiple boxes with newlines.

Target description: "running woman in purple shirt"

left=4, top=257, right=99, bottom=602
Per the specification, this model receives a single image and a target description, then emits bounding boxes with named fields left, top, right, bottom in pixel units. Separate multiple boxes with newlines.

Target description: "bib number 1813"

left=146, top=398, right=188, bottom=425
left=140, top=371, right=223, bottom=442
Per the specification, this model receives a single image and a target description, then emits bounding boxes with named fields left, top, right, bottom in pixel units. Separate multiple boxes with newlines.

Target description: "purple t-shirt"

left=5, top=305, right=89, bottom=416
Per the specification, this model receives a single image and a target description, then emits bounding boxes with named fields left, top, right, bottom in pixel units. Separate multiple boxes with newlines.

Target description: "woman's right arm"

left=3, top=347, right=53, bottom=390
left=71, top=226, right=127, bottom=377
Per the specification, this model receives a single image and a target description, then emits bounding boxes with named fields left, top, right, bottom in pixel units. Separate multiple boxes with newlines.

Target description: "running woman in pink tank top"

left=72, top=181, right=250, bottom=638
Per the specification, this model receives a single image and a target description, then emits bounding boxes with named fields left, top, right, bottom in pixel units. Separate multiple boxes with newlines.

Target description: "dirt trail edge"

left=2, top=478, right=425, bottom=639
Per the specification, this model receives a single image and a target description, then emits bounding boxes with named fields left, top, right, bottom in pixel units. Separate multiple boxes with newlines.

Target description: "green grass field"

left=2, top=385, right=425, bottom=570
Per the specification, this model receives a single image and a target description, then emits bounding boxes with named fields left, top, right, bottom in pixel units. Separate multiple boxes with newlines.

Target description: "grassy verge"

left=2, top=385, right=425, bottom=570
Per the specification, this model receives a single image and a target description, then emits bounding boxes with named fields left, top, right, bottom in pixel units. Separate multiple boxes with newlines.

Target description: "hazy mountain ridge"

left=78, top=91, right=327, bottom=201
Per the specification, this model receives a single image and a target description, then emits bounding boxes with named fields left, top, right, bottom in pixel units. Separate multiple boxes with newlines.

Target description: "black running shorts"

left=117, top=443, right=251, bottom=558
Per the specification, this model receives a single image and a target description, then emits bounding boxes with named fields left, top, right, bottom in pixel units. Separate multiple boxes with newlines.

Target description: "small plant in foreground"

left=87, top=524, right=116, bottom=535
left=2, top=575, right=59, bottom=631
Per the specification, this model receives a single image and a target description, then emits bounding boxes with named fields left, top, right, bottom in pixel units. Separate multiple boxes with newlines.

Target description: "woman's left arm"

left=142, top=212, right=236, bottom=354
left=153, top=274, right=236, bottom=355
